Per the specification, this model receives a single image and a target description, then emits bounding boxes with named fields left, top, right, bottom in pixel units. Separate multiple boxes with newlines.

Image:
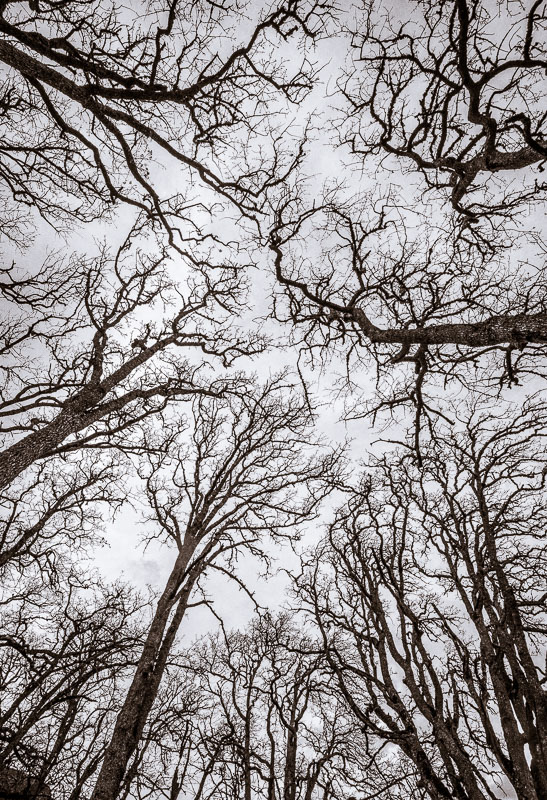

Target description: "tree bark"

left=352, top=309, right=547, bottom=349
left=0, top=337, right=186, bottom=489
left=283, top=720, right=298, bottom=800
left=90, top=541, right=198, bottom=800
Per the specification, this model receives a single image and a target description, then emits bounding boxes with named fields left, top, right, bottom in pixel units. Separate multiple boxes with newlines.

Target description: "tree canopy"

left=0, top=1, right=545, bottom=799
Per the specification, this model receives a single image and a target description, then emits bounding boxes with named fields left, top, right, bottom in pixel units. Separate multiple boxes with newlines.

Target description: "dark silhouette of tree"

left=300, top=400, right=547, bottom=800
left=111, top=666, right=203, bottom=800
left=0, top=450, right=126, bottom=575
left=0, top=767, right=51, bottom=799
left=90, top=378, right=342, bottom=800
left=1, top=3, right=546, bottom=799
left=178, top=612, right=366, bottom=800
left=266, top=0, right=547, bottom=434
left=269, top=188, right=547, bottom=441
left=0, top=568, right=147, bottom=800
left=340, top=0, right=546, bottom=222
left=0, top=216, right=256, bottom=493
left=0, top=0, right=330, bottom=241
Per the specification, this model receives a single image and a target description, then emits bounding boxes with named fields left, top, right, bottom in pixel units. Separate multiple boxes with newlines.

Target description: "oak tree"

left=300, top=401, right=547, bottom=800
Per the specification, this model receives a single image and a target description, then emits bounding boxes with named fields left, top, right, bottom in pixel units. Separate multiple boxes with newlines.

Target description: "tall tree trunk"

left=90, top=540, right=198, bottom=800
left=283, top=703, right=298, bottom=800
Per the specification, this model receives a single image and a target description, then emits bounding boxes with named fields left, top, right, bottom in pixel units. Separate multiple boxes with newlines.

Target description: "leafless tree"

left=0, top=568, right=147, bottom=800
left=340, top=0, right=546, bottom=223
left=0, top=0, right=331, bottom=242
left=175, top=612, right=366, bottom=800
left=0, top=215, right=257, bottom=494
left=0, top=558, right=211, bottom=800
left=300, top=400, right=547, bottom=800
left=270, top=189, right=547, bottom=449
left=2, top=4, right=547, bottom=799
left=266, top=0, right=547, bottom=436
left=271, top=195, right=547, bottom=356
left=0, top=449, right=127, bottom=577
left=90, top=377, right=342, bottom=800
left=112, top=667, right=203, bottom=800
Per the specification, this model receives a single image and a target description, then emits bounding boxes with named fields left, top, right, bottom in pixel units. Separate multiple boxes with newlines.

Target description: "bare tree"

left=2, top=5, right=547, bottom=800
left=180, top=612, right=366, bottom=800
left=0, top=449, right=127, bottom=576
left=269, top=183, right=547, bottom=444
left=113, top=667, right=203, bottom=800
left=0, top=215, right=257, bottom=493
left=300, top=400, right=547, bottom=800
left=0, top=568, right=147, bottom=800
left=90, top=377, right=342, bottom=800
left=264, top=0, right=547, bottom=435
left=0, top=0, right=330, bottom=242
left=340, top=0, right=546, bottom=222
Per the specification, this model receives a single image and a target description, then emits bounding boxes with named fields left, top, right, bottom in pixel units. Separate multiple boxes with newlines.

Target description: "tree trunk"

left=90, top=541, right=197, bottom=800
left=283, top=704, right=298, bottom=800
left=0, top=406, right=89, bottom=490
left=0, top=330, right=175, bottom=490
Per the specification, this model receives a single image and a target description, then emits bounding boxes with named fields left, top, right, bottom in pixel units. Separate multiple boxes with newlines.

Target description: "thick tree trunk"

left=0, top=406, right=89, bottom=490
left=0, top=337, right=182, bottom=489
left=0, top=392, right=129, bottom=490
left=283, top=723, right=298, bottom=800
left=90, top=541, right=197, bottom=800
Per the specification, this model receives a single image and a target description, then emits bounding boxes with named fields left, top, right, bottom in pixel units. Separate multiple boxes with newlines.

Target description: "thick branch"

left=351, top=309, right=547, bottom=348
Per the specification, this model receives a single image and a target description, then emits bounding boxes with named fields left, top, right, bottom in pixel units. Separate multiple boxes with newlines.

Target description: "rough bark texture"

left=283, top=720, right=297, bottom=800
left=352, top=309, right=547, bottom=348
left=0, top=768, right=51, bottom=799
left=0, top=335, right=190, bottom=490
left=90, top=542, right=197, bottom=800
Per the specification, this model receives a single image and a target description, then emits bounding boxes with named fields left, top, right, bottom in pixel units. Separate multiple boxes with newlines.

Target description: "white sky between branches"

left=1, top=0, right=541, bottom=647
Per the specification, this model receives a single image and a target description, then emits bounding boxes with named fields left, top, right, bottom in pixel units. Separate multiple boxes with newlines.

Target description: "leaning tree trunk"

left=0, top=336, right=176, bottom=490
left=90, top=540, right=198, bottom=800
